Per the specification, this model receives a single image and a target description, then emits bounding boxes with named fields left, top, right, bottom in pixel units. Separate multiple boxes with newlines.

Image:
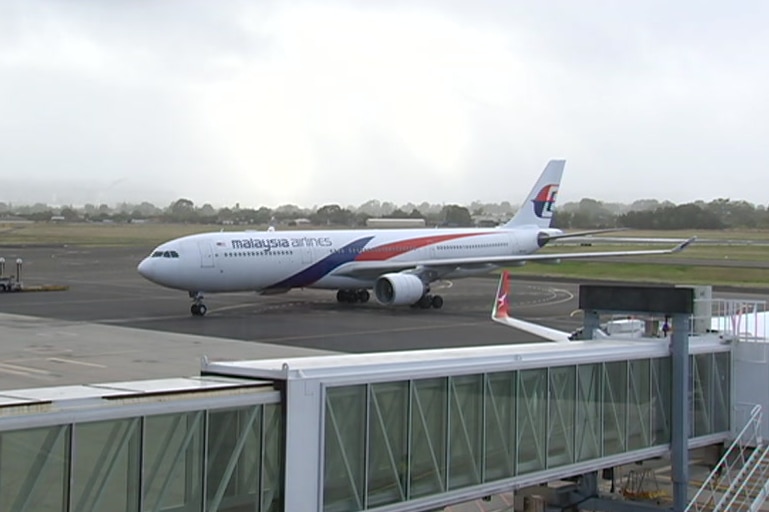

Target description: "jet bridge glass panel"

left=367, top=381, right=409, bottom=508
left=484, top=371, right=516, bottom=480
left=576, top=364, right=602, bottom=462
left=72, top=418, right=141, bottom=512
left=322, top=355, right=729, bottom=512
left=0, top=425, right=70, bottom=512
left=692, top=352, right=732, bottom=437
left=143, top=411, right=204, bottom=512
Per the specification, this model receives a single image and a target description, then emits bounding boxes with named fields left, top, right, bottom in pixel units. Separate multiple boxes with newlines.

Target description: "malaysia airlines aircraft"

left=137, top=160, right=695, bottom=316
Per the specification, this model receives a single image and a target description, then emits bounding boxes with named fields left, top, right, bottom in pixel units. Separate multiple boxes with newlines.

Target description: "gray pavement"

left=0, top=245, right=583, bottom=389
left=1, top=245, right=768, bottom=392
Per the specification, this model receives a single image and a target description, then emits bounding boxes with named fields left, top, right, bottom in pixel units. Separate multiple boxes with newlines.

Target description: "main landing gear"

left=412, top=293, right=443, bottom=309
left=336, top=289, right=370, bottom=304
left=189, top=291, right=207, bottom=316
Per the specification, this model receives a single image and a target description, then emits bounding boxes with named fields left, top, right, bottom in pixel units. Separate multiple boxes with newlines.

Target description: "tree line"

left=1, top=197, right=768, bottom=230
left=0, top=198, right=478, bottom=227
left=555, top=198, right=767, bottom=230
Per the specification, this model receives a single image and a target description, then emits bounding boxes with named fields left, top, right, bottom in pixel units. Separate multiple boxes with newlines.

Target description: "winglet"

left=491, top=271, right=511, bottom=322
left=672, top=236, right=697, bottom=253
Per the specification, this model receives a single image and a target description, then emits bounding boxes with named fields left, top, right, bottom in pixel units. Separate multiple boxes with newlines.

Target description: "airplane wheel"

left=358, top=289, right=370, bottom=303
left=336, top=290, right=347, bottom=303
left=431, top=295, right=443, bottom=309
left=191, top=304, right=200, bottom=316
left=198, top=304, right=208, bottom=316
left=418, top=295, right=432, bottom=309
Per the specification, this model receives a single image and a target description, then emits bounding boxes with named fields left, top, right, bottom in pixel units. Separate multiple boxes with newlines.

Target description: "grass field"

left=543, top=243, right=769, bottom=262
left=2, top=222, right=767, bottom=286
left=0, top=222, right=215, bottom=247
left=507, top=261, right=769, bottom=287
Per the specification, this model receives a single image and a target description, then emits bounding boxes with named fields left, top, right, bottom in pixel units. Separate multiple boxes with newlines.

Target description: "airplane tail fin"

left=491, top=270, right=511, bottom=322
left=502, top=159, right=565, bottom=229
left=491, top=270, right=572, bottom=343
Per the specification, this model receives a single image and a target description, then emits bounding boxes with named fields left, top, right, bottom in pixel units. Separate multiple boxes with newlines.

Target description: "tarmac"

left=1, top=244, right=767, bottom=391
left=0, top=245, right=592, bottom=390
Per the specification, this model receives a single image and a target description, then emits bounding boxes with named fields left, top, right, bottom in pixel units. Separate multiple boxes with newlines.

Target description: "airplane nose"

left=137, top=258, right=155, bottom=281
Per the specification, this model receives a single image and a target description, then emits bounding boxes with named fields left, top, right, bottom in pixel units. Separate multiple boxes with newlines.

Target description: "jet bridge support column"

left=581, top=310, right=601, bottom=340
left=670, top=312, right=690, bottom=512
left=578, top=285, right=694, bottom=512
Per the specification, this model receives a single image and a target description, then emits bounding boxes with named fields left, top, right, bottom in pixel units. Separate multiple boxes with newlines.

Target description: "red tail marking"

left=495, top=270, right=510, bottom=319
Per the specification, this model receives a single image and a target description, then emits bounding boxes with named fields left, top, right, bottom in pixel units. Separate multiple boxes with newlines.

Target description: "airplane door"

left=198, top=241, right=215, bottom=268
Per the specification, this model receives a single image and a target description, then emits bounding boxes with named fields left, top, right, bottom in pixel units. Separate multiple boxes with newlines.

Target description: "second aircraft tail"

left=492, top=270, right=572, bottom=343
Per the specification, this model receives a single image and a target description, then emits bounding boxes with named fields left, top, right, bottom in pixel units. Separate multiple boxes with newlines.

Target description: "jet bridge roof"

left=202, top=335, right=730, bottom=383
left=0, top=375, right=275, bottom=423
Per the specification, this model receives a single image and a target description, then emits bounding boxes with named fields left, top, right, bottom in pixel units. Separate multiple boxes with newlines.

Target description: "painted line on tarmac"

left=47, top=357, right=107, bottom=368
left=0, top=361, right=52, bottom=376
left=513, top=287, right=575, bottom=309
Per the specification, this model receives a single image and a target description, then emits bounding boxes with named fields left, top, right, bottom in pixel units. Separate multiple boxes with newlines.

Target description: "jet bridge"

left=203, top=336, right=733, bottom=512
left=0, top=285, right=766, bottom=512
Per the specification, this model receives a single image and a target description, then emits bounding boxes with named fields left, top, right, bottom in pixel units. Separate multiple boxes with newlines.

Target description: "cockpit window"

left=151, top=250, right=180, bottom=258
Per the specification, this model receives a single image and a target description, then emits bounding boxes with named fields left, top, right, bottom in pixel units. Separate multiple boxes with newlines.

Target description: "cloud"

left=1, top=0, right=767, bottom=208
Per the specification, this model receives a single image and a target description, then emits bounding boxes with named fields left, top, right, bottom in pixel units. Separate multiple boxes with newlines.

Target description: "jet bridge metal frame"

left=579, top=284, right=695, bottom=512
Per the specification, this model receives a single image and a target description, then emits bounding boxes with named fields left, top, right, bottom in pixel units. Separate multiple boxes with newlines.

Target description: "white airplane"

left=137, top=160, right=695, bottom=316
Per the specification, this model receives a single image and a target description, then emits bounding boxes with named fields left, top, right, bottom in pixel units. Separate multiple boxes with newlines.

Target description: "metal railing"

left=700, top=299, right=767, bottom=342
left=685, top=404, right=763, bottom=512
left=714, top=444, right=769, bottom=511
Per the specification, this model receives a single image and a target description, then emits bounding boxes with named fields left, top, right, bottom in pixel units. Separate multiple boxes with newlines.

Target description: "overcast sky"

left=1, top=1, right=768, bottom=209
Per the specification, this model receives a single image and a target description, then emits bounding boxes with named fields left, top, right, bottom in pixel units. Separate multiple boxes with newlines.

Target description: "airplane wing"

left=539, top=227, right=630, bottom=242
left=552, top=236, right=695, bottom=244
left=334, top=236, right=696, bottom=280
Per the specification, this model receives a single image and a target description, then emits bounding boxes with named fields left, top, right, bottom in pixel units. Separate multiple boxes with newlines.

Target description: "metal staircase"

left=686, top=404, right=768, bottom=512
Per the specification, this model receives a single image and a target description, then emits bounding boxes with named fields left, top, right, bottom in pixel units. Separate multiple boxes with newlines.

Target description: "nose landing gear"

left=189, top=291, right=207, bottom=316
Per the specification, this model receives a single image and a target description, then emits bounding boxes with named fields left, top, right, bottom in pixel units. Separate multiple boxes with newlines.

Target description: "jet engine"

left=374, top=273, right=426, bottom=306
left=536, top=228, right=562, bottom=248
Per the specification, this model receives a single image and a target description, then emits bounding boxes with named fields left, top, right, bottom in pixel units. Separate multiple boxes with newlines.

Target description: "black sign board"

left=578, top=285, right=694, bottom=315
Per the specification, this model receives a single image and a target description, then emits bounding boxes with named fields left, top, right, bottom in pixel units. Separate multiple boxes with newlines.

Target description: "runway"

left=0, top=245, right=766, bottom=390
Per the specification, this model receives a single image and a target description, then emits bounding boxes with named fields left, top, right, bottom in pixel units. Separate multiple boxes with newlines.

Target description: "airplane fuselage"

left=137, top=227, right=545, bottom=294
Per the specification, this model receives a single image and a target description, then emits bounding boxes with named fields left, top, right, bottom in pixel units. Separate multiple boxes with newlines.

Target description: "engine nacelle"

left=536, top=228, right=562, bottom=247
left=374, top=273, right=426, bottom=306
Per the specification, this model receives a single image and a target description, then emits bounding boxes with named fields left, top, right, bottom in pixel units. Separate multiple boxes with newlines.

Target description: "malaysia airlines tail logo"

left=532, top=184, right=558, bottom=218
